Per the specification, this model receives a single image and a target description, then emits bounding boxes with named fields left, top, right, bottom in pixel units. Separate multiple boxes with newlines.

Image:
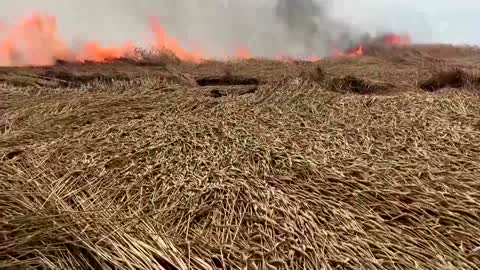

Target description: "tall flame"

left=149, top=17, right=204, bottom=63
left=0, top=14, right=73, bottom=66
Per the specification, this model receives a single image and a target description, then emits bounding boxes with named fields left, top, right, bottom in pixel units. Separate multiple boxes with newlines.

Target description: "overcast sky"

left=0, top=1, right=478, bottom=56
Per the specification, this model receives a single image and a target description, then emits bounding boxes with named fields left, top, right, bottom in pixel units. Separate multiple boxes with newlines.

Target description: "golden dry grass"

left=1, top=45, right=480, bottom=269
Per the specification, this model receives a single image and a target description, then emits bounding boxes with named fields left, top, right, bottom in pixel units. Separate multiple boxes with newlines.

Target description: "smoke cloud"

left=0, top=1, right=478, bottom=59
left=274, top=0, right=375, bottom=56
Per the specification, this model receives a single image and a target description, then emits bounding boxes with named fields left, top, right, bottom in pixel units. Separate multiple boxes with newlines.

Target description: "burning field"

left=1, top=8, right=480, bottom=270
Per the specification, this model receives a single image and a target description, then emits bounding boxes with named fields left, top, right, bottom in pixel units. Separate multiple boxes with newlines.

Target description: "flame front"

left=0, top=14, right=73, bottom=66
left=78, top=42, right=135, bottom=62
left=0, top=13, right=412, bottom=67
left=334, top=46, right=364, bottom=57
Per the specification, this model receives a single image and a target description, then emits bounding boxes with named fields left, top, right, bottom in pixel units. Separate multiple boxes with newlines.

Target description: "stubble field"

left=1, top=44, right=480, bottom=269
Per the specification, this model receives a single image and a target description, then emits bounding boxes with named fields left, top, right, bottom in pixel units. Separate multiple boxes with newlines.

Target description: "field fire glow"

left=0, top=13, right=411, bottom=67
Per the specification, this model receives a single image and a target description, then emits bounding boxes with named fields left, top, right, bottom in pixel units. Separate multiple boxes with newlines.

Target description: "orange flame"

left=0, top=13, right=412, bottom=67
left=235, top=48, right=252, bottom=60
left=0, top=13, right=74, bottom=66
left=78, top=41, right=135, bottom=62
left=383, top=34, right=411, bottom=46
left=333, top=33, right=411, bottom=57
left=149, top=17, right=203, bottom=63
left=334, top=45, right=364, bottom=57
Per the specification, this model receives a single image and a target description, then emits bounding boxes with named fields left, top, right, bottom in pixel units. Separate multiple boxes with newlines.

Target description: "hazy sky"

left=330, top=0, right=480, bottom=44
left=0, top=1, right=479, bottom=57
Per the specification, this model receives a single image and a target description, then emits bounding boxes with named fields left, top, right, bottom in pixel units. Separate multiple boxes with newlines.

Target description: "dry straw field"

left=1, top=45, right=480, bottom=269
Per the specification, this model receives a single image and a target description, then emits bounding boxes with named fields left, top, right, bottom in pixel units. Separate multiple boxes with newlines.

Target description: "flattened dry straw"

left=1, top=45, right=480, bottom=269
